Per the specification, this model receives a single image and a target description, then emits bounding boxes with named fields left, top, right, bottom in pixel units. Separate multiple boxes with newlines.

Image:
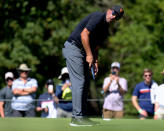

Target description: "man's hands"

left=13, top=87, right=37, bottom=96
left=86, top=54, right=98, bottom=76
left=86, top=54, right=94, bottom=68
left=43, top=107, right=49, bottom=113
left=139, top=109, right=148, bottom=117
left=109, top=74, right=119, bottom=82
left=62, top=81, right=71, bottom=91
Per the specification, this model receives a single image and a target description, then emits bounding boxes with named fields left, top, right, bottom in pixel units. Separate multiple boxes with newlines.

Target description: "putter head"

left=91, top=64, right=95, bottom=80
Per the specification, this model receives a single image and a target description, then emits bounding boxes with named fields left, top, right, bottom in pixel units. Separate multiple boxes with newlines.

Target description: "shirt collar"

left=144, top=80, right=153, bottom=87
left=18, top=77, right=31, bottom=81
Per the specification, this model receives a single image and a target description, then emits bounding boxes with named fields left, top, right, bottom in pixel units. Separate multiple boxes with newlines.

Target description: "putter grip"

left=91, top=65, right=95, bottom=80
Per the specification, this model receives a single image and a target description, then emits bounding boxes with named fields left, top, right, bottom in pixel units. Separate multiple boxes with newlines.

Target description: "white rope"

left=0, top=99, right=151, bottom=102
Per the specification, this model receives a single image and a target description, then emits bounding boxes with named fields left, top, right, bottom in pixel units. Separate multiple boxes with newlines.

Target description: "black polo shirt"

left=67, top=11, right=109, bottom=50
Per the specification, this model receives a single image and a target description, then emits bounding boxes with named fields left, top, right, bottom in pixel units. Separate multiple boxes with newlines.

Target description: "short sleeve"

left=132, top=85, right=139, bottom=97
left=102, top=77, right=110, bottom=89
left=12, top=80, right=18, bottom=90
left=0, top=88, right=6, bottom=101
left=119, top=78, right=128, bottom=91
left=85, top=13, right=104, bottom=32
left=31, top=79, right=38, bottom=88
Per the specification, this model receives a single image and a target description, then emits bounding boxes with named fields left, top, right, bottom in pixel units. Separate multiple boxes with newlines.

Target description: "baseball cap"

left=111, top=5, right=124, bottom=19
left=5, top=72, right=14, bottom=80
left=58, top=67, right=69, bottom=79
left=111, top=62, right=120, bottom=69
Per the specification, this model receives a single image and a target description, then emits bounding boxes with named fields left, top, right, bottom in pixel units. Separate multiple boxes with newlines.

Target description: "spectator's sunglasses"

left=144, top=74, right=152, bottom=77
left=20, top=70, right=29, bottom=73
left=112, top=10, right=120, bottom=20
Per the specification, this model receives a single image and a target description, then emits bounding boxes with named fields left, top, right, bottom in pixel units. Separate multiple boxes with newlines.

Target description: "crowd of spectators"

left=0, top=62, right=164, bottom=120
left=0, top=64, right=72, bottom=118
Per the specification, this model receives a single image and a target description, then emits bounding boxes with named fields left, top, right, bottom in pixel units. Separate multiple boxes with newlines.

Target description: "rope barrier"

left=0, top=99, right=152, bottom=102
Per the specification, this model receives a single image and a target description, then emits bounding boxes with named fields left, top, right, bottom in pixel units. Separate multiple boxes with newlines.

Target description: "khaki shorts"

left=103, top=108, right=123, bottom=119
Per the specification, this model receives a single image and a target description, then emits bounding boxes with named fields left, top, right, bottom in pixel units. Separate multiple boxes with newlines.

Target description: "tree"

left=98, top=0, right=164, bottom=116
left=0, top=0, right=99, bottom=92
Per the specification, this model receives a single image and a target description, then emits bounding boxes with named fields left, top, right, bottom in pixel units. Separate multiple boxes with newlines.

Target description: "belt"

left=106, top=90, right=119, bottom=95
left=68, top=40, right=84, bottom=51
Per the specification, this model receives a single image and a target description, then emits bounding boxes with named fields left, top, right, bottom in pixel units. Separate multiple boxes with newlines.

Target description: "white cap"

left=111, top=62, right=120, bottom=69
left=58, top=67, right=69, bottom=79
left=5, top=72, right=14, bottom=79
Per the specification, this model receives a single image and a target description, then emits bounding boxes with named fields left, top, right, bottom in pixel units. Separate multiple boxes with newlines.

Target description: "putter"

left=91, top=64, right=95, bottom=80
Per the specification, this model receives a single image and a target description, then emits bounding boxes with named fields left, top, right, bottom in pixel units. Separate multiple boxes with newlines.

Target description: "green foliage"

left=98, top=0, right=164, bottom=116
left=0, top=0, right=99, bottom=91
left=1, top=0, right=164, bottom=117
left=92, top=0, right=164, bottom=116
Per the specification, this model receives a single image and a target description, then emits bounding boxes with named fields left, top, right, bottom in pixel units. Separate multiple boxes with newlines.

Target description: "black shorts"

left=12, top=109, right=35, bottom=117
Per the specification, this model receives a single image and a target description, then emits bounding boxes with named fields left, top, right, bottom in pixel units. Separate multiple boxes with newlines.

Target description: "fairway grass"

left=0, top=118, right=164, bottom=131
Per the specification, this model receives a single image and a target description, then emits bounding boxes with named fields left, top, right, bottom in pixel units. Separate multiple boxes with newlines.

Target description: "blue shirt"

left=55, top=82, right=72, bottom=112
left=132, top=81, right=154, bottom=114
left=37, top=92, right=57, bottom=118
left=11, top=77, right=38, bottom=111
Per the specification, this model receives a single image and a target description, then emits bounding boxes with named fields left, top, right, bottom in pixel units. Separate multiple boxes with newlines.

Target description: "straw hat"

left=17, top=63, right=31, bottom=71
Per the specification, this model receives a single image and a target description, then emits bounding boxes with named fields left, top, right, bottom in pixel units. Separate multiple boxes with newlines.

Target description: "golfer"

left=62, top=5, right=124, bottom=126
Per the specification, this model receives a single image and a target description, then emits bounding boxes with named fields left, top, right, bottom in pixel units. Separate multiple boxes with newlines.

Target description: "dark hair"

left=46, top=79, right=54, bottom=85
left=143, top=68, right=153, bottom=75
left=61, top=73, right=69, bottom=81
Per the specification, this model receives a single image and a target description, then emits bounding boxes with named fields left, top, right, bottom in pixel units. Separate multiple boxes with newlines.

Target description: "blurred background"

left=0, top=0, right=164, bottom=118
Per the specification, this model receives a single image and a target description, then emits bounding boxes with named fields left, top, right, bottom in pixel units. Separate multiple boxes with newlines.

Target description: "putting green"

left=0, top=118, right=164, bottom=131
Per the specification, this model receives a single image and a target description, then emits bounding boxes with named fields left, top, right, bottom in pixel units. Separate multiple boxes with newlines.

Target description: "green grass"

left=0, top=118, right=164, bottom=131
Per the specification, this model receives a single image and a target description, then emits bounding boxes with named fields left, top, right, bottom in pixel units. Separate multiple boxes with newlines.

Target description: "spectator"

left=56, top=67, right=72, bottom=118
left=154, top=70, right=164, bottom=119
left=0, top=72, right=14, bottom=118
left=102, top=62, right=127, bottom=119
left=11, top=63, right=38, bottom=117
left=161, top=69, right=164, bottom=83
left=132, top=68, right=158, bottom=119
left=36, top=79, right=58, bottom=118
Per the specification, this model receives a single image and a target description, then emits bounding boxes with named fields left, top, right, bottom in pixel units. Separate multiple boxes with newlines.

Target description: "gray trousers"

left=62, top=41, right=90, bottom=118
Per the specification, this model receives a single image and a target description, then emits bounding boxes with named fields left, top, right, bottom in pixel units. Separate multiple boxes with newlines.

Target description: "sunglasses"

left=144, top=74, right=152, bottom=77
left=20, top=70, right=29, bottom=73
left=112, top=10, right=120, bottom=20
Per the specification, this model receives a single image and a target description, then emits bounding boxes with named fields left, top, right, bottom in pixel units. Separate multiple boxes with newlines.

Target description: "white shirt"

left=11, top=78, right=38, bottom=111
left=150, top=82, right=158, bottom=104
left=103, top=77, right=127, bottom=111
left=41, top=101, right=57, bottom=118
left=155, top=84, right=164, bottom=106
